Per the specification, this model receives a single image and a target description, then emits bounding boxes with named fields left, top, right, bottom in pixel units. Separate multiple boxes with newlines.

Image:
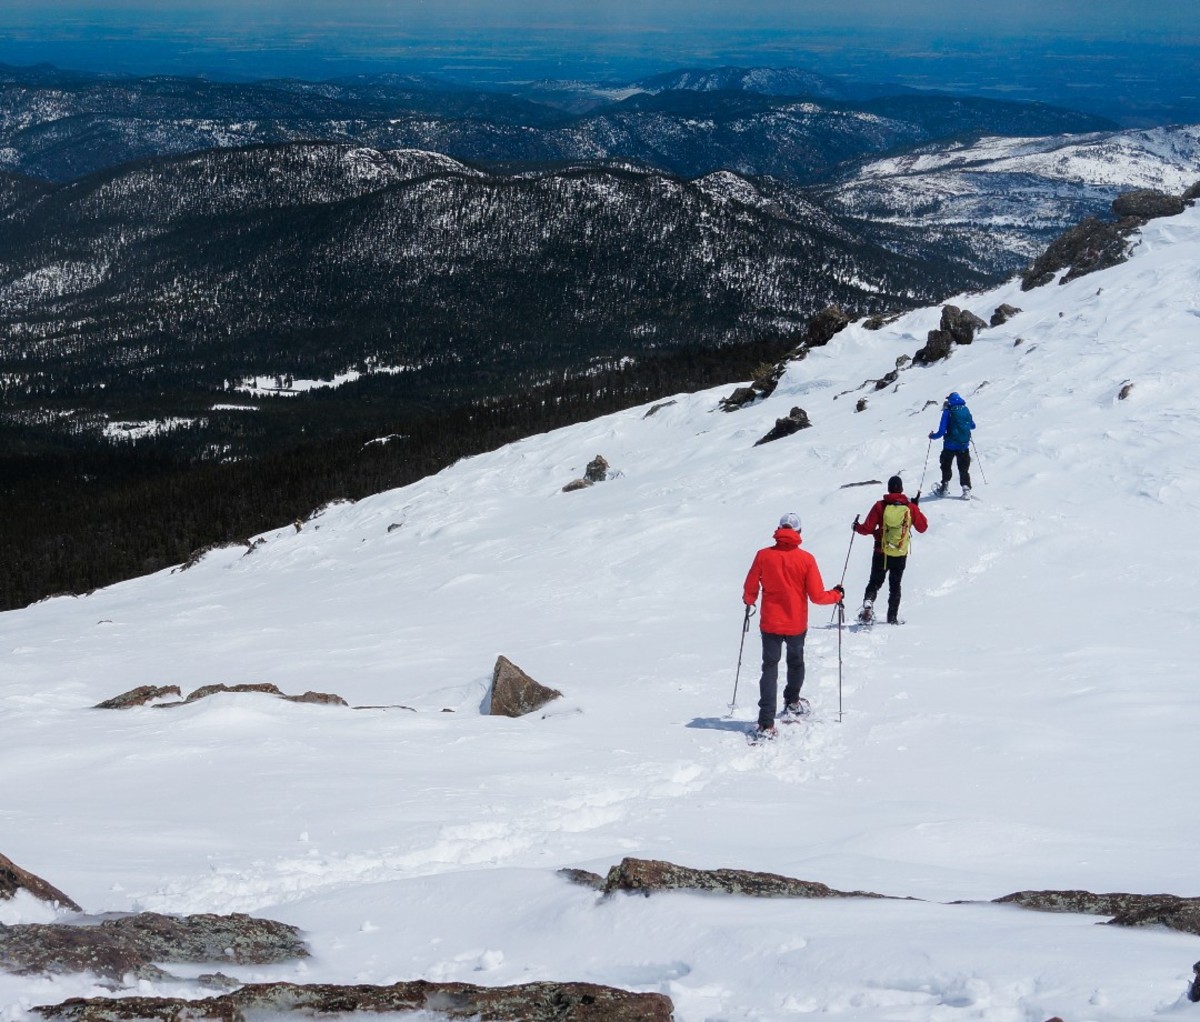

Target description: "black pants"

left=864, top=551, right=907, bottom=623
left=940, top=448, right=971, bottom=488
left=757, top=631, right=806, bottom=729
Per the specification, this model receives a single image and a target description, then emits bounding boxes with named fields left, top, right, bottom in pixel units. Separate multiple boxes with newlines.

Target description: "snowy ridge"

left=3, top=208, right=1200, bottom=1018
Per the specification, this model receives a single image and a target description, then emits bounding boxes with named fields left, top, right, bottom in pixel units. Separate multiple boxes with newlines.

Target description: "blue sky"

left=2, top=0, right=1197, bottom=123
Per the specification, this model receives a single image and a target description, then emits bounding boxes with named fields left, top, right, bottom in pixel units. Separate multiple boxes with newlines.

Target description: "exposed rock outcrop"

left=33, top=979, right=674, bottom=1022
left=0, top=912, right=308, bottom=981
left=990, top=303, right=1021, bottom=327
left=1110, top=188, right=1187, bottom=220
left=96, top=683, right=348, bottom=709
left=1021, top=215, right=1140, bottom=290
left=940, top=305, right=988, bottom=345
left=0, top=854, right=81, bottom=912
left=753, top=406, right=811, bottom=446
left=601, top=856, right=891, bottom=900
left=995, top=889, right=1200, bottom=936
left=488, top=655, right=562, bottom=717
left=562, top=455, right=610, bottom=491
left=912, top=329, right=954, bottom=365
left=93, top=685, right=181, bottom=709
left=804, top=304, right=852, bottom=347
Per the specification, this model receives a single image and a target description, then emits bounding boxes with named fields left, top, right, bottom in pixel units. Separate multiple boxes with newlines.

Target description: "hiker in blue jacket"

left=928, top=392, right=976, bottom=498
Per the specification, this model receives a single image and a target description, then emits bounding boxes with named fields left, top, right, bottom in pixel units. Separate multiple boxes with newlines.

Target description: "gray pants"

left=758, top=631, right=806, bottom=729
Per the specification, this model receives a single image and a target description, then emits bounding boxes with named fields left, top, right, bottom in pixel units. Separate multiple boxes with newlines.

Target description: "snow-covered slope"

left=3, top=208, right=1200, bottom=1019
left=824, top=125, right=1200, bottom=268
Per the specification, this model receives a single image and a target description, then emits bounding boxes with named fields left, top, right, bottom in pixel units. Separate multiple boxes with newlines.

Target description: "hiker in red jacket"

left=742, top=512, right=843, bottom=738
left=852, top=475, right=928, bottom=625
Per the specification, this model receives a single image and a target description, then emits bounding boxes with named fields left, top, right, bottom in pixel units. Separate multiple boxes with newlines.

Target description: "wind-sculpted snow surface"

left=3, top=208, right=1200, bottom=1018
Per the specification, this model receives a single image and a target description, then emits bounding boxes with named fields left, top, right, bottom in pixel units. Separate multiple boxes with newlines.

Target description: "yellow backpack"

left=881, top=502, right=912, bottom=558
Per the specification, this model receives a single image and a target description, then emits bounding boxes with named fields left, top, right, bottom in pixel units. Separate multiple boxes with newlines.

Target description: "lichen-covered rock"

left=0, top=912, right=308, bottom=981
left=558, top=867, right=606, bottom=890
left=32, top=979, right=674, bottom=1022
left=0, top=854, right=81, bottom=912
left=602, top=856, right=890, bottom=900
left=94, top=685, right=182, bottom=709
left=995, top=889, right=1200, bottom=936
left=488, top=656, right=562, bottom=717
left=561, top=478, right=592, bottom=492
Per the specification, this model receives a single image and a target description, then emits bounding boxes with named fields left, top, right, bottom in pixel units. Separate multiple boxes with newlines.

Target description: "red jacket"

left=743, top=528, right=842, bottom=635
left=853, top=493, right=929, bottom=552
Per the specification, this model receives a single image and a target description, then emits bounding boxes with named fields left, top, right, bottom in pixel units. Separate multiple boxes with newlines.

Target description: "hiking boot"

left=961, top=486, right=972, bottom=500
left=932, top=482, right=948, bottom=497
left=783, top=698, right=810, bottom=718
left=857, top=601, right=874, bottom=624
left=754, top=724, right=778, bottom=740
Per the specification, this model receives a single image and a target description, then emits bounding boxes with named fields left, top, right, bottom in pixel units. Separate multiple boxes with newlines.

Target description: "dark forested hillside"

left=0, top=337, right=793, bottom=611
left=0, top=142, right=983, bottom=428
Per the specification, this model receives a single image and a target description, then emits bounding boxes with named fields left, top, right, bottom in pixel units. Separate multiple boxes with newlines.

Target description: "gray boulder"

left=990, top=303, right=1021, bottom=327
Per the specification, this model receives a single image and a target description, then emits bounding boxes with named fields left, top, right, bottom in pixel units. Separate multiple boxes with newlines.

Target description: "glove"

left=851, top=514, right=860, bottom=530
left=928, top=431, right=937, bottom=440
left=833, top=584, right=844, bottom=597
left=912, top=492, right=920, bottom=505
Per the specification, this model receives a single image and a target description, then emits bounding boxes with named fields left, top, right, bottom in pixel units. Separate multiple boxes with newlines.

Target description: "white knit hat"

left=778, top=512, right=801, bottom=531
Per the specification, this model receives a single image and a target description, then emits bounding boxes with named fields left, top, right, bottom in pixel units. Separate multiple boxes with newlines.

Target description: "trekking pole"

left=837, top=600, right=845, bottom=722
left=831, top=519, right=858, bottom=624
left=971, top=439, right=988, bottom=485
left=918, top=437, right=933, bottom=492
left=728, top=604, right=756, bottom=714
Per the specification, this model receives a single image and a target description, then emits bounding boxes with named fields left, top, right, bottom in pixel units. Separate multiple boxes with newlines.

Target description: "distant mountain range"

left=0, top=62, right=1115, bottom=184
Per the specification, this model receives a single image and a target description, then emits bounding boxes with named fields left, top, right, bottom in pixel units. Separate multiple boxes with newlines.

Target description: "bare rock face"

left=995, top=889, right=1200, bottom=936
left=753, top=406, right=811, bottom=446
left=601, top=856, right=889, bottom=900
left=33, top=979, right=675, bottom=1022
left=488, top=656, right=562, bottom=717
left=804, top=304, right=852, bottom=347
left=1021, top=215, right=1139, bottom=290
left=1184, top=180, right=1200, bottom=202
left=0, top=912, right=308, bottom=981
left=0, top=854, right=82, bottom=912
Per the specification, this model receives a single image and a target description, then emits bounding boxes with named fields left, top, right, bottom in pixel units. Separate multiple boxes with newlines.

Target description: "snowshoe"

left=746, top=724, right=778, bottom=745
left=780, top=698, right=812, bottom=723
left=857, top=601, right=875, bottom=624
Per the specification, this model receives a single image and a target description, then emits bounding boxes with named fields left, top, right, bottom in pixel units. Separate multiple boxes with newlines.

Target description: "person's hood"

left=772, top=528, right=802, bottom=549
left=947, top=392, right=966, bottom=406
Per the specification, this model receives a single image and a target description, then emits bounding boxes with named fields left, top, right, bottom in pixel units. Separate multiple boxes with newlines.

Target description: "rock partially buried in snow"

left=601, top=856, right=892, bottom=899
left=488, top=656, right=562, bottom=717
left=32, top=979, right=674, bottom=1021
left=995, top=889, right=1200, bottom=936
left=0, top=854, right=82, bottom=912
left=0, top=911, right=308, bottom=981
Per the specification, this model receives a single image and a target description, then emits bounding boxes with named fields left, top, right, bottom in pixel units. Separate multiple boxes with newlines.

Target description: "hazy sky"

left=3, top=0, right=1198, bottom=123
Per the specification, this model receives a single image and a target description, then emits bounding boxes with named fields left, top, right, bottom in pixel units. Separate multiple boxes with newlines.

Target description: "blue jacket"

left=929, top=392, right=975, bottom=451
